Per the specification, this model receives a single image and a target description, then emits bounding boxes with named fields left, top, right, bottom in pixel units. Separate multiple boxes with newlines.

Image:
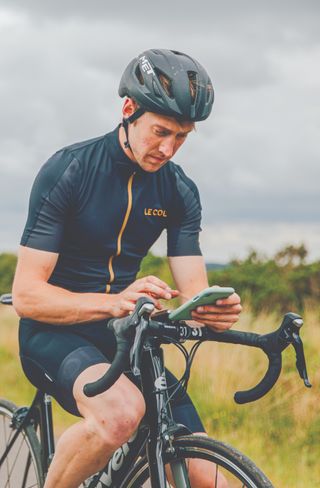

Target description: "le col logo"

left=96, top=431, right=138, bottom=487
left=144, top=208, right=168, bottom=217
left=139, top=55, right=154, bottom=75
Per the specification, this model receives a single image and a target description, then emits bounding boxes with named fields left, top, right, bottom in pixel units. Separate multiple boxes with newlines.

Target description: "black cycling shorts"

left=19, top=318, right=205, bottom=433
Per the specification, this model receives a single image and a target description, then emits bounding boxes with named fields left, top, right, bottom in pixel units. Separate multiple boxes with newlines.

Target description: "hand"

left=190, top=293, right=242, bottom=332
left=109, top=275, right=179, bottom=317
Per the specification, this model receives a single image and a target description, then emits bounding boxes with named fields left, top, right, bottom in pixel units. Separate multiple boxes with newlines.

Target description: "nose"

left=159, top=137, right=175, bottom=159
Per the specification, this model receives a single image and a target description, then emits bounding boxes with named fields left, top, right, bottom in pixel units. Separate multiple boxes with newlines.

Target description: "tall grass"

left=0, top=305, right=319, bottom=487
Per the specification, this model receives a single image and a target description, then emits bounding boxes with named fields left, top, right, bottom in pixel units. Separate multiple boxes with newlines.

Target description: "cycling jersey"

left=21, top=125, right=202, bottom=294
left=19, top=127, right=205, bottom=432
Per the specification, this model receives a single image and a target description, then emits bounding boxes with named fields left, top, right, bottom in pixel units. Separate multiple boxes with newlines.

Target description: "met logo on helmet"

left=139, top=55, right=154, bottom=75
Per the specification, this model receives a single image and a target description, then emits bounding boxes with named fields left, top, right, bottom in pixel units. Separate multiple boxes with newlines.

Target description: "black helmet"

left=119, top=49, right=214, bottom=122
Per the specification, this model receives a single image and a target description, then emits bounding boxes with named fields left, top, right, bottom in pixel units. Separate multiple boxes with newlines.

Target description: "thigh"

left=19, top=322, right=114, bottom=416
left=72, top=363, right=145, bottom=421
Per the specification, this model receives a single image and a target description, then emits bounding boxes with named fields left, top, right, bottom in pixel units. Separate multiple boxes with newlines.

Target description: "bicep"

left=13, top=246, right=59, bottom=291
left=167, top=170, right=202, bottom=258
left=168, top=256, right=208, bottom=301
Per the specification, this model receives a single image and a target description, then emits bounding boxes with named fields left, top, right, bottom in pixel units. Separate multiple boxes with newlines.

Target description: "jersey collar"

left=108, top=125, right=142, bottom=172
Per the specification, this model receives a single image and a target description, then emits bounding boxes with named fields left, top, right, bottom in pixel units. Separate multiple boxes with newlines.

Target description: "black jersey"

left=21, top=126, right=202, bottom=294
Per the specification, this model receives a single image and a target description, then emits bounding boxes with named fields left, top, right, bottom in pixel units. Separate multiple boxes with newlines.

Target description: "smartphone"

left=168, top=286, right=235, bottom=321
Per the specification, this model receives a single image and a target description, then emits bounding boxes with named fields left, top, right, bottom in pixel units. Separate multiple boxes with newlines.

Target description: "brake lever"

left=292, top=333, right=312, bottom=388
left=277, top=313, right=311, bottom=388
left=130, top=316, right=148, bottom=377
left=130, top=301, right=155, bottom=377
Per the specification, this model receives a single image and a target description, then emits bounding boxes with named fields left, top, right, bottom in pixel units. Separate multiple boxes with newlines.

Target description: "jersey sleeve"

left=167, top=166, right=202, bottom=257
left=20, top=151, right=80, bottom=253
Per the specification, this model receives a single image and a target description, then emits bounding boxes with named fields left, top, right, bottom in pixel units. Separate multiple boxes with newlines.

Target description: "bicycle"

left=0, top=293, right=311, bottom=487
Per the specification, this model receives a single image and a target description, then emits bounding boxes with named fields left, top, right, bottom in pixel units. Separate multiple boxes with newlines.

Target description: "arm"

left=13, top=246, right=174, bottom=325
left=168, top=255, right=242, bottom=331
left=13, top=246, right=114, bottom=324
left=168, top=255, right=208, bottom=300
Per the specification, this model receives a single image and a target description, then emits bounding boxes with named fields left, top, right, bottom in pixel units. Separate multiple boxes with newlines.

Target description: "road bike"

left=0, top=293, right=311, bottom=487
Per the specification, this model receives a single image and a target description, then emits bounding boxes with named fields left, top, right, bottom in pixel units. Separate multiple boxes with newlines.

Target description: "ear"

left=122, top=98, right=138, bottom=119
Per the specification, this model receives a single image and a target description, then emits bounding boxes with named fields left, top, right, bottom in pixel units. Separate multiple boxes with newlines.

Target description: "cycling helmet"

left=119, top=49, right=214, bottom=122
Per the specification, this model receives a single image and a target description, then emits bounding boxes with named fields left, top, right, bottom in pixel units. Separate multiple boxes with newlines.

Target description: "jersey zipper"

left=106, top=172, right=135, bottom=293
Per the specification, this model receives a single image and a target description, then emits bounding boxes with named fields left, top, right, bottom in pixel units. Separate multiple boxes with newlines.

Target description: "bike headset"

left=118, top=48, right=215, bottom=152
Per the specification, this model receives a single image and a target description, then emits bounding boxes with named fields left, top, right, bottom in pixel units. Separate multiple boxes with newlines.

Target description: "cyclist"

left=13, top=49, right=242, bottom=487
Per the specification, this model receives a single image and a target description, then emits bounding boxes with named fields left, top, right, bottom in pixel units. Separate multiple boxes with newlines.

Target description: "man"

left=13, top=49, right=242, bottom=487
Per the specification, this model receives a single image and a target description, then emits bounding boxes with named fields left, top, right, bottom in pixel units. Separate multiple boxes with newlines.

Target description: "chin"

left=143, top=165, right=161, bottom=173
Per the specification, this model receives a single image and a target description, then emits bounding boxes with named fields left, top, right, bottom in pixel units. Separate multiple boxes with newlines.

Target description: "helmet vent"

left=135, top=65, right=144, bottom=85
left=154, top=69, right=173, bottom=99
left=187, top=71, right=197, bottom=103
left=206, top=83, right=214, bottom=103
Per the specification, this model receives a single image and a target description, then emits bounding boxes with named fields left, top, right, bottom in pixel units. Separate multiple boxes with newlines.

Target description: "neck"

left=118, top=124, right=137, bottom=162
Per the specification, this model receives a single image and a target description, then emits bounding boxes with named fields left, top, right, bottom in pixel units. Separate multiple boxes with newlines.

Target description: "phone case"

left=168, top=286, right=235, bottom=321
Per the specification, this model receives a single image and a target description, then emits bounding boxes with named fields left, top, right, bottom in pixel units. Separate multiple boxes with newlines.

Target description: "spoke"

left=5, top=435, right=28, bottom=487
left=21, top=451, right=32, bottom=488
left=215, top=463, right=218, bottom=487
left=3, top=415, right=11, bottom=488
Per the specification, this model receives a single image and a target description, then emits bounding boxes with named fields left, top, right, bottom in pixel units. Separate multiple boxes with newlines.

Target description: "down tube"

left=141, top=344, right=173, bottom=487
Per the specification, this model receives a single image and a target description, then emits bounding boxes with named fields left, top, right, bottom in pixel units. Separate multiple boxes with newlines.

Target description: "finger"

left=132, top=280, right=173, bottom=299
left=119, top=301, right=136, bottom=314
left=143, top=283, right=173, bottom=299
left=216, top=293, right=241, bottom=306
left=144, top=275, right=176, bottom=293
left=126, top=292, right=157, bottom=307
left=191, top=312, right=240, bottom=323
left=170, top=289, right=180, bottom=297
left=195, top=304, right=242, bottom=314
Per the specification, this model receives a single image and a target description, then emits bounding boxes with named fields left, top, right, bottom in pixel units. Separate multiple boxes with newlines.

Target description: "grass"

left=0, top=304, right=319, bottom=487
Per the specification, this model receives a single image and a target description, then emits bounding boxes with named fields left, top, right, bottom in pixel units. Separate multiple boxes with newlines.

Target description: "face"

left=121, top=99, right=194, bottom=172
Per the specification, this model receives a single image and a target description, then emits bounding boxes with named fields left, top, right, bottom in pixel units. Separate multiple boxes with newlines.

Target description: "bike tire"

left=123, top=434, right=274, bottom=488
left=0, top=398, right=44, bottom=488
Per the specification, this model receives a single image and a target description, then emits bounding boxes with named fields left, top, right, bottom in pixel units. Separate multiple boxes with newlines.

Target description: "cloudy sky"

left=0, top=0, right=319, bottom=262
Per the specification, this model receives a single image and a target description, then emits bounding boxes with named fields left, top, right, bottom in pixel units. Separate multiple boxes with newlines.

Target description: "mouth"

left=148, top=155, right=166, bottom=163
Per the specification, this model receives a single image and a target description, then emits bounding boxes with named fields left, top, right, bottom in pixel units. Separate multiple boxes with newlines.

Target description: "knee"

left=86, top=390, right=145, bottom=449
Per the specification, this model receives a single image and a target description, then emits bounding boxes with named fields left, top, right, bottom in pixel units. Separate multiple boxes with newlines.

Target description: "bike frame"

left=0, top=389, right=55, bottom=476
left=1, top=338, right=187, bottom=488
left=89, top=336, right=187, bottom=488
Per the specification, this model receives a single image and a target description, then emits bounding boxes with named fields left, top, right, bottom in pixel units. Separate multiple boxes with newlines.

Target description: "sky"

left=0, top=0, right=319, bottom=263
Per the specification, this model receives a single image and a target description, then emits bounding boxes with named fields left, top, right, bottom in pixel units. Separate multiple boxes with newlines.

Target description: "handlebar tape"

left=82, top=299, right=153, bottom=398
left=234, top=352, right=282, bottom=404
left=83, top=341, right=130, bottom=397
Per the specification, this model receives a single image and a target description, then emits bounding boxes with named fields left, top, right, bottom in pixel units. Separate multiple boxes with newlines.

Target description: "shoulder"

left=59, top=133, right=107, bottom=167
left=34, top=133, right=108, bottom=189
left=163, top=160, right=201, bottom=206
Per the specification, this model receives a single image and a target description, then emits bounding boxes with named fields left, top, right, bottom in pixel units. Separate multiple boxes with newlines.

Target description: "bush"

left=0, top=253, right=17, bottom=296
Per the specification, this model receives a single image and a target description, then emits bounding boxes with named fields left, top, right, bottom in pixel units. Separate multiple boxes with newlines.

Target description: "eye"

left=154, top=130, right=168, bottom=137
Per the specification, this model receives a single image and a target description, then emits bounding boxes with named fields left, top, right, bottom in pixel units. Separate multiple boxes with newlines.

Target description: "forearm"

left=13, top=280, right=114, bottom=325
left=168, top=255, right=208, bottom=302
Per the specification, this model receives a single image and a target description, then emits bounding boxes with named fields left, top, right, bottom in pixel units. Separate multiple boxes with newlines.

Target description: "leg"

left=184, top=433, right=229, bottom=488
left=44, top=363, right=145, bottom=488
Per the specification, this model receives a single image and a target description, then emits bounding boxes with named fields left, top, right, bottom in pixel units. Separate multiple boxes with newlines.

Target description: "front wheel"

left=123, top=434, right=274, bottom=487
left=0, top=398, right=44, bottom=487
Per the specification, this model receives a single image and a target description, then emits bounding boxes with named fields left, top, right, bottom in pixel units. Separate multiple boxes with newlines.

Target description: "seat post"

left=36, top=391, right=55, bottom=473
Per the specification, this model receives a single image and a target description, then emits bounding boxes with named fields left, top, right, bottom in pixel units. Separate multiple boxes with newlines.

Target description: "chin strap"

left=122, top=107, right=145, bottom=149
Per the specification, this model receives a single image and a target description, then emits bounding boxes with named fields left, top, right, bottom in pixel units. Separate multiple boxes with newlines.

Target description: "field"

left=0, top=304, right=319, bottom=487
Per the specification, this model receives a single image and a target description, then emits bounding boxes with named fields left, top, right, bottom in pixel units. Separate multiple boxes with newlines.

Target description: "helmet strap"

left=122, top=107, right=145, bottom=149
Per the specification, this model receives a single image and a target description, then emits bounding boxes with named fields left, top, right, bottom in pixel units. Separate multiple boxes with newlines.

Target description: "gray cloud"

left=0, top=1, right=319, bottom=260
